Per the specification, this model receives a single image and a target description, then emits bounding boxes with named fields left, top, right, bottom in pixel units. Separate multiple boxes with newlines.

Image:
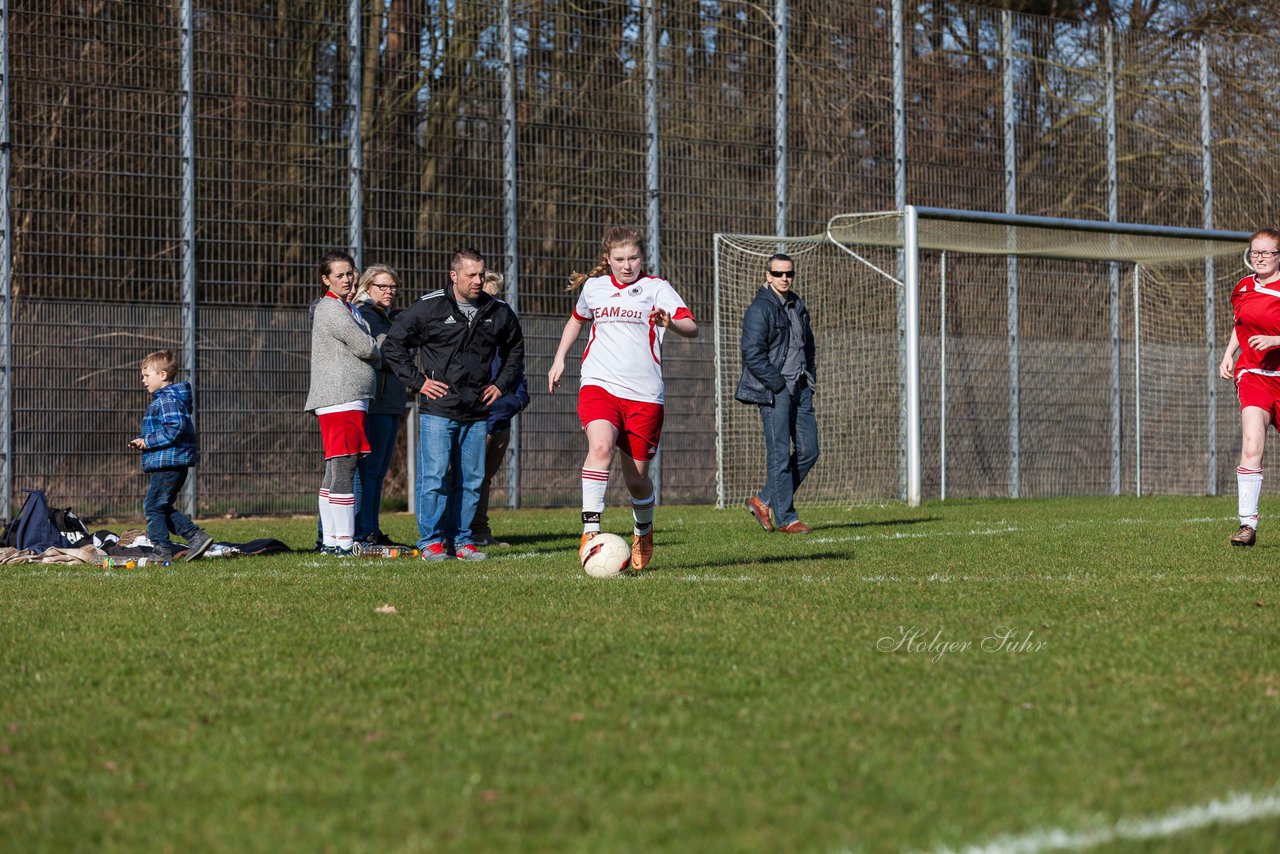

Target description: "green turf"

left=1, top=496, right=1277, bottom=852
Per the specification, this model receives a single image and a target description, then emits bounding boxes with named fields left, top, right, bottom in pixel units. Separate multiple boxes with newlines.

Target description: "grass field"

left=2, top=496, right=1278, bottom=853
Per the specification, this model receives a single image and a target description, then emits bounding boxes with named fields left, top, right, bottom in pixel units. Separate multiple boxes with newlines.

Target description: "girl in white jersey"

left=548, top=226, right=698, bottom=570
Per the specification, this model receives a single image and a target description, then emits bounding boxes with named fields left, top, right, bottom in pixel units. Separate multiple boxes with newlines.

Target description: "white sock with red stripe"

left=318, top=489, right=336, bottom=548
left=632, top=491, right=655, bottom=537
left=581, top=468, right=609, bottom=534
left=329, top=492, right=356, bottom=549
left=1238, top=466, right=1262, bottom=529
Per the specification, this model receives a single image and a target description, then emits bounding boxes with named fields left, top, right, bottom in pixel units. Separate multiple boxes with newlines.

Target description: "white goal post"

left=714, top=206, right=1250, bottom=508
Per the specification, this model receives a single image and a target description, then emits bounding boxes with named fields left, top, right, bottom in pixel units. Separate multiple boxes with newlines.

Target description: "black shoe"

left=365, top=532, right=397, bottom=547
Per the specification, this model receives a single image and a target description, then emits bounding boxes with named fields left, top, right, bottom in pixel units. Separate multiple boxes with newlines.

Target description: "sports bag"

left=0, top=489, right=71, bottom=552
left=48, top=505, right=92, bottom=548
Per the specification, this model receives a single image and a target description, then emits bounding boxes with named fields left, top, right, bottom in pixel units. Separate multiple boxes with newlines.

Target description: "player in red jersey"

left=1219, top=227, right=1280, bottom=546
left=548, top=225, right=698, bottom=570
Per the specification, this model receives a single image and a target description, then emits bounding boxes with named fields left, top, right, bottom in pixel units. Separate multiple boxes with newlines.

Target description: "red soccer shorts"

left=318, top=410, right=371, bottom=458
left=578, top=384, right=664, bottom=461
left=1237, top=372, right=1280, bottom=429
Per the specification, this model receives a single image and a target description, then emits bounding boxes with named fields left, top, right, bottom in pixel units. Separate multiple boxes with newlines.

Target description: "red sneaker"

left=421, top=542, right=449, bottom=562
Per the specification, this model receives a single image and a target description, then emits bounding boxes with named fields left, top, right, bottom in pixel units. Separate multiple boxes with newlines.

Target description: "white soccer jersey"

left=572, top=273, right=694, bottom=404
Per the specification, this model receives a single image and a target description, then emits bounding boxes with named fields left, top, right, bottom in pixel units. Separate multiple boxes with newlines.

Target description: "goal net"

left=714, top=208, right=1249, bottom=508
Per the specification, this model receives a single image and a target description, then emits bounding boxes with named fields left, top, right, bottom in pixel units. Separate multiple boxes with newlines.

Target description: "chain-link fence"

left=1, top=0, right=1274, bottom=519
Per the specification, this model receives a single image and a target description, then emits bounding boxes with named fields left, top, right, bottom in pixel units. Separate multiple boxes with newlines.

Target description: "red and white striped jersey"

left=1231, top=274, right=1280, bottom=378
left=572, top=272, right=694, bottom=404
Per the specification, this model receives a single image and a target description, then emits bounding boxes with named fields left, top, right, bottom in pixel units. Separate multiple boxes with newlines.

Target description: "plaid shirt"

left=138, top=382, right=198, bottom=471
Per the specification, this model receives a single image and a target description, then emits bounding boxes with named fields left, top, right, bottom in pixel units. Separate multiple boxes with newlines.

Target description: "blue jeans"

left=144, top=468, right=199, bottom=552
left=356, top=414, right=400, bottom=540
left=757, top=382, right=819, bottom=527
left=416, top=413, right=486, bottom=550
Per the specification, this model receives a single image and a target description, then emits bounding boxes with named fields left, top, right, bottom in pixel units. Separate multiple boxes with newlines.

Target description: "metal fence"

left=1, top=0, right=1275, bottom=520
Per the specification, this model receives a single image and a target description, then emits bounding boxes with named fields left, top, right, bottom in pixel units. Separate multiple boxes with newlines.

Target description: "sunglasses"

left=768, top=270, right=795, bottom=278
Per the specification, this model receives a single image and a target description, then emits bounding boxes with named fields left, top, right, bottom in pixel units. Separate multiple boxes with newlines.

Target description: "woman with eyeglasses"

left=547, top=225, right=698, bottom=571
left=351, top=265, right=408, bottom=547
left=1218, top=228, right=1280, bottom=546
left=304, top=250, right=377, bottom=555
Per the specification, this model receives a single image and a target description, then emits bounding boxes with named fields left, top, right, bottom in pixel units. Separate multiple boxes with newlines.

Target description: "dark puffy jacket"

left=382, top=288, right=525, bottom=422
left=734, top=285, right=816, bottom=405
left=357, top=300, right=409, bottom=417
left=139, top=382, right=199, bottom=471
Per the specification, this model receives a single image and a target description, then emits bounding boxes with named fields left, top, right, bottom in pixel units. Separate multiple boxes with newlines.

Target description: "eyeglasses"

left=1249, top=250, right=1280, bottom=259
left=768, top=270, right=795, bottom=278
left=371, top=283, right=398, bottom=291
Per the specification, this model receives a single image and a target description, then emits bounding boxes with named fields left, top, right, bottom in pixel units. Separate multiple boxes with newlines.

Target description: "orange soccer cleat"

left=630, top=530, right=653, bottom=571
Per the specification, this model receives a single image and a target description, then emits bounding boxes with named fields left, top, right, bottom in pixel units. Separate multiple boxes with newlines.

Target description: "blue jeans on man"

left=416, top=413, right=487, bottom=550
left=356, top=413, right=400, bottom=541
left=756, top=381, right=819, bottom=528
left=144, top=467, right=200, bottom=553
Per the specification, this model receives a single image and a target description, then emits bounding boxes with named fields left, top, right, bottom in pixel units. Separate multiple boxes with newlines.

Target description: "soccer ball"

left=580, top=532, right=631, bottom=578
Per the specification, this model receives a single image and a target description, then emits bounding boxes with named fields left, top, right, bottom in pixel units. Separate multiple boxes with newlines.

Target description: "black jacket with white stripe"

left=382, top=287, right=525, bottom=422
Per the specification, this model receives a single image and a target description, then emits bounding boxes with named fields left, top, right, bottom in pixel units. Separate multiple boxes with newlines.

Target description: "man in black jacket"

left=382, top=248, right=525, bottom=561
left=734, top=253, right=818, bottom=534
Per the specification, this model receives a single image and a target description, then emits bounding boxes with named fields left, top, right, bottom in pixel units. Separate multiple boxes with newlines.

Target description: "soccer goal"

left=714, top=207, right=1250, bottom=508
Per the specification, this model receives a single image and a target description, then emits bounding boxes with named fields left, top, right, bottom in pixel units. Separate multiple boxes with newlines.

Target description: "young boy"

left=128, top=350, right=214, bottom=562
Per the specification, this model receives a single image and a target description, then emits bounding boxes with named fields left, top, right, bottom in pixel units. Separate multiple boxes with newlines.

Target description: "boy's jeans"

left=415, top=413, right=486, bottom=550
left=144, top=467, right=199, bottom=552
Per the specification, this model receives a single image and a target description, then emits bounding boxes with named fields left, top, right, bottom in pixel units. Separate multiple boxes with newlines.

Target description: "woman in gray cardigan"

left=304, top=250, right=377, bottom=556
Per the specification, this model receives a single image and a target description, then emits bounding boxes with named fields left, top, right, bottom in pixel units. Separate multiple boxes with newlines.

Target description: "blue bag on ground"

left=0, top=489, right=72, bottom=552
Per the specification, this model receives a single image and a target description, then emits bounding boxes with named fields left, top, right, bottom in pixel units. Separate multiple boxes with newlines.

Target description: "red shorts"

left=578, top=385, right=664, bottom=461
left=318, top=410, right=370, bottom=458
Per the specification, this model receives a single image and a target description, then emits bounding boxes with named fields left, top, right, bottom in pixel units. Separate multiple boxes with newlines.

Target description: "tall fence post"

left=1105, top=24, right=1121, bottom=497
left=644, top=0, right=661, bottom=502
left=774, top=0, right=787, bottom=240
left=502, top=0, right=520, bottom=509
left=892, top=0, right=907, bottom=499
left=1002, top=9, right=1020, bottom=499
left=179, top=0, right=198, bottom=518
left=347, top=0, right=362, bottom=269
left=1200, top=40, right=1217, bottom=496
left=0, top=0, right=11, bottom=521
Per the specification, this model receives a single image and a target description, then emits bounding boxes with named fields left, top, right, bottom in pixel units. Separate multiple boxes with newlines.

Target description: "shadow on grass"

left=811, top=516, right=943, bottom=533
left=678, top=550, right=855, bottom=570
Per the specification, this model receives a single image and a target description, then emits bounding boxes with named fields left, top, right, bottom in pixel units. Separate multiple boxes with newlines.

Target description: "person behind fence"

left=381, top=248, right=525, bottom=562
left=304, top=249, right=378, bottom=556
left=735, top=252, right=819, bottom=535
left=1219, top=227, right=1280, bottom=547
left=465, top=270, right=530, bottom=547
left=352, top=264, right=408, bottom=548
left=127, top=350, right=214, bottom=562
left=547, top=225, right=698, bottom=571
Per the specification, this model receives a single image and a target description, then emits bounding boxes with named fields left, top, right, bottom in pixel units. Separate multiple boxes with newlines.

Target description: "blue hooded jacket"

left=138, top=382, right=199, bottom=471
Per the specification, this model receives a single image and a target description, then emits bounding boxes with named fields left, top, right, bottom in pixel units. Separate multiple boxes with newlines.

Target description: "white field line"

left=915, top=788, right=1280, bottom=854
left=809, top=514, right=1233, bottom=547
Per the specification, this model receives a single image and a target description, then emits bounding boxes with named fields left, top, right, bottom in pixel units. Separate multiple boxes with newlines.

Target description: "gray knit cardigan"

left=304, top=295, right=378, bottom=413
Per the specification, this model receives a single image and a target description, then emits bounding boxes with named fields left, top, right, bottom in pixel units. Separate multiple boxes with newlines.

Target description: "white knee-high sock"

left=329, top=492, right=356, bottom=549
left=581, top=468, right=609, bottom=534
left=632, top=491, right=655, bottom=537
left=318, top=489, right=336, bottom=547
left=1238, top=467, right=1263, bottom=528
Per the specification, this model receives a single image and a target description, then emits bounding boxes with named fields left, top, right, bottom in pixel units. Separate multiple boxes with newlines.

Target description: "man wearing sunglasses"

left=734, top=253, right=819, bottom=534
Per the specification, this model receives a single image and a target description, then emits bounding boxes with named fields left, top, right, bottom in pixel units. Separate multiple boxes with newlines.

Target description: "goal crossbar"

left=713, top=206, right=1251, bottom=509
